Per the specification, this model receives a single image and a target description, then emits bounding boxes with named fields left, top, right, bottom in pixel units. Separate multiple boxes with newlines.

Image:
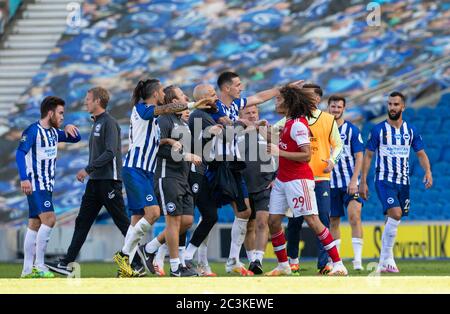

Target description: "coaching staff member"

left=47, top=87, right=130, bottom=275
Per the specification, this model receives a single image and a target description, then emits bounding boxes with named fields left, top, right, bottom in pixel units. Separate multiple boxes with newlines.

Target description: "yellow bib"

left=308, top=110, right=335, bottom=179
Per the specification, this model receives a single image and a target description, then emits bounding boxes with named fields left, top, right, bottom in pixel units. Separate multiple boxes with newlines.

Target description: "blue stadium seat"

left=437, top=93, right=450, bottom=107
left=411, top=120, right=426, bottom=134
left=439, top=119, right=450, bottom=133
left=440, top=146, right=450, bottom=162
left=218, top=205, right=235, bottom=223
left=431, top=162, right=450, bottom=176
left=433, top=106, right=450, bottom=119
left=416, top=107, right=435, bottom=119
left=423, top=148, right=440, bottom=164
left=403, top=108, right=416, bottom=121
left=424, top=117, right=442, bottom=133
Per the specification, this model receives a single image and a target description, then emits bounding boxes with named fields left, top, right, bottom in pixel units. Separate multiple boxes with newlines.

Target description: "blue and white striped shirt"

left=366, top=120, right=424, bottom=185
left=123, top=103, right=160, bottom=173
left=211, top=98, right=247, bottom=122
left=331, top=121, right=364, bottom=189
left=210, top=98, right=247, bottom=160
left=16, top=121, right=81, bottom=192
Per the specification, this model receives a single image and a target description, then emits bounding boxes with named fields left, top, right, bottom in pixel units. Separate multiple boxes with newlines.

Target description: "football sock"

left=170, top=258, right=181, bottom=272
left=229, top=218, right=248, bottom=259
left=334, top=238, right=341, bottom=253
left=35, top=224, right=52, bottom=271
left=246, top=249, right=256, bottom=263
left=271, top=230, right=288, bottom=263
left=179, top=246, right=186, bottom=267
left=145, top=237, right=163, bottom=254
left=317, top=228, right=341, bottom=263
left=380, top=217, right=400, bottom=263
left=255, top=250, right=265, bottom=264
left=352, top=238, right=363, bottom=263
left=184, top=243, right=198, bottom=261
left=22, top=228, right=37, bottom=275
left=122, top=218, right=151, bottom=255
left=198, top=240, right=209, bottom=266
left=155, top=243, right=167, bottom=266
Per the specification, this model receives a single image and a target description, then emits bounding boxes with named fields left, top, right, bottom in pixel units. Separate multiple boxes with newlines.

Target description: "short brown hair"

left=163, top=85, right=179, bottom=104
left=40, top=96, right=65, bottom=118
left=88, top=87, right=110, bottom=109
left=328, top=94, right=346, bottom=106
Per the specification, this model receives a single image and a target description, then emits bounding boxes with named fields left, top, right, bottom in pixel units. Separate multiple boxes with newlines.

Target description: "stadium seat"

left=440, top=146, right=450, bottom=162
left=416, top=107, right=435, bottom=119
left=437, top=93, right=450, bottom=107
left=423, top=117, right=442, bottom=133
left=403, top=108, right=416, bottom=121
left=439, top=120, right=450, bottom=133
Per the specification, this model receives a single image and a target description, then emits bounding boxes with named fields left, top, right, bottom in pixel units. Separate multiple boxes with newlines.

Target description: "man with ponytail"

left=139, top=85, right=203, bottom=277
left=265, top=85, right=348, bottom=276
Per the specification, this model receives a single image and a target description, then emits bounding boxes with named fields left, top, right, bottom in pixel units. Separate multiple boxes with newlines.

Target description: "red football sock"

left=271, top=230, right=288, bottom=263
left=317, top=228, right=341, bottom=263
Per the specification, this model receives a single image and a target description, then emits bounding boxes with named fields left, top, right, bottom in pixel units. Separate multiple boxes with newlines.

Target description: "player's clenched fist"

left=20, top=180, right=32, bottom=195
left=267, top=143, right=280, bottom=156
left=358, top=181, right=369, bottom=200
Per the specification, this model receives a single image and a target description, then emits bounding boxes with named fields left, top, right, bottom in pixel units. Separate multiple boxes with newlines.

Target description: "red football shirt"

left=277, top=117, right=314, bottom=182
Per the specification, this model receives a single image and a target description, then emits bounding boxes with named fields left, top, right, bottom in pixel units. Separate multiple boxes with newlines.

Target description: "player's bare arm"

left=416, top=150, right=433, bottom=189
left=359, top=149, right=373, bottom=200
left=160, top=138, right=182, bottom=152
left=247, top=80, right=305, bottom=107
left=218, top=115, right=234, bottom=126
left=154, top=102, right=188, bottom=116
left=267, top=143, right=311, bottom=162
left=348, top=151, right=363, bottom=195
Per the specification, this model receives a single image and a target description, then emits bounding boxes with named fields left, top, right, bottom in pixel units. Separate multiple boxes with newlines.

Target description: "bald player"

left=182, top=84, right=223, bottom=276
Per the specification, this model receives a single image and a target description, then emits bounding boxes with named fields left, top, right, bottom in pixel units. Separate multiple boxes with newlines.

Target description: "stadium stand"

left=0, top=0, right=449, bottom=226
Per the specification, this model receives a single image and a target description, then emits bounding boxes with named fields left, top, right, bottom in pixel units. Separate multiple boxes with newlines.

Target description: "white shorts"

left=269, top=178, right=318, bottom=217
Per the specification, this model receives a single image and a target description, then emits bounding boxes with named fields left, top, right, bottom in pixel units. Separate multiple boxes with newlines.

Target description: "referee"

left=46, top=87, right=131, bottom=275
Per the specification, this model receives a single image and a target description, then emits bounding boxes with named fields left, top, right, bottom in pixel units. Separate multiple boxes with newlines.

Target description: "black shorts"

left=188, top=171, right=203, bottom=204
left=249, top=189, right=271, bottom=220
left=155, top=177, right=194, bottom=217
